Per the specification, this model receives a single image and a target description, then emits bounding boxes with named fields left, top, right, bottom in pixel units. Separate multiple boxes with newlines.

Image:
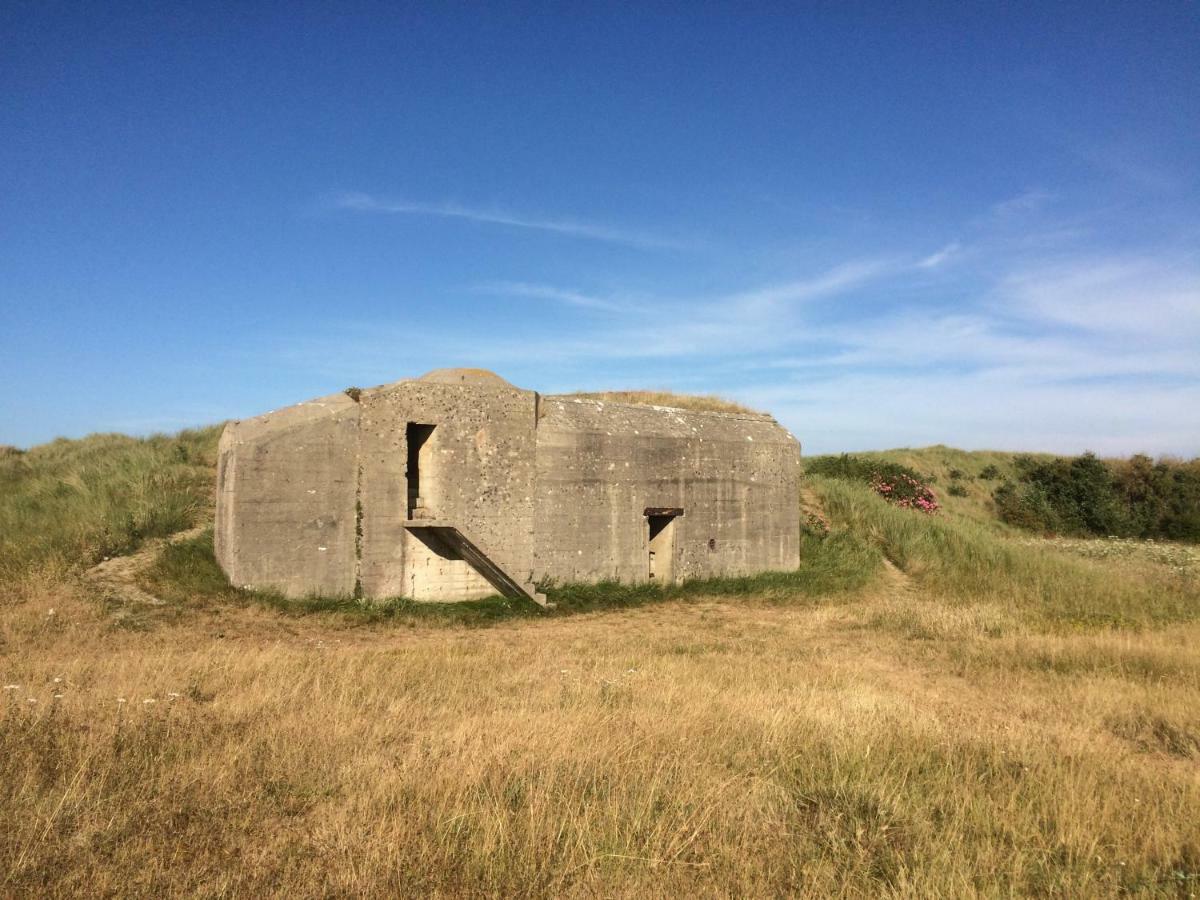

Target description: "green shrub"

left=979, top=464, right=1002, bottom=480
left=995, top=453, right=1200, bottom=541
left=1112, top=455, right=1200, bottom=541
left=947, top=483, right=968, bottom=497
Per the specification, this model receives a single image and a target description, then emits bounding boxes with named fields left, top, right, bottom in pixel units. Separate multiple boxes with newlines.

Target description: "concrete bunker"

left=215, top=369, right=801, bottom=607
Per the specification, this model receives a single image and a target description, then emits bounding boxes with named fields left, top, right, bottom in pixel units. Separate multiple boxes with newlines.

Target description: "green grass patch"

left=544, top=530, right=880, bottom=613
left=141, top=530, right=527, bottom=626
left=139, top=527, right=882, bottom=626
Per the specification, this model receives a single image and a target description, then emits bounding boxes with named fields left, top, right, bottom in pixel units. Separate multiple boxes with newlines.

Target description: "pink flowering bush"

left=870, top=472, right=940, bottom=514
left=806, top=454, right=940, bottom=515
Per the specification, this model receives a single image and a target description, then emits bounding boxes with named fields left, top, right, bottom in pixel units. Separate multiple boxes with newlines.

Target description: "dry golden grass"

left=559, top=391, right=759, bottom=415
left=4, top=570, right=1199, bottom=897
left=4, top=434, right=1200, bottom=896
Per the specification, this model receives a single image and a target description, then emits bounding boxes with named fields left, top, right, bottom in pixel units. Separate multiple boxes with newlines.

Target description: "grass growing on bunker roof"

left=559, top=390, right=760, bottom=415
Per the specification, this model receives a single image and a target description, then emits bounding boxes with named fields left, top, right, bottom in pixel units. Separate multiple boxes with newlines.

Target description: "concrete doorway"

left=646, top=508, right=682, bottom=584
left=406, top=423, right=436, bottom=519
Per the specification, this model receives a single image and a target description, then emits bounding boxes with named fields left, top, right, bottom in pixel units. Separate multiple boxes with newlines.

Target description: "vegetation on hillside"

left=815, top=476, right=1197, bottom=631
left=995, top=452, right=1200, bottom=541
left=808, top=446, right=1200, bottom=544
left=805, top=454, right=940, bottom=513
left=0, top=428, right=221, bottom=598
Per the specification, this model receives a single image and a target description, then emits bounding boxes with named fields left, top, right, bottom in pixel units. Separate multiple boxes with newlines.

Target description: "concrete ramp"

left=403, top=521, right=551, bottom=609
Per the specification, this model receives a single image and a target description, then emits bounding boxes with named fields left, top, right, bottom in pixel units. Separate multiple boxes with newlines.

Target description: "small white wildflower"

left=27, top=698, right=37, bottom=704
left=47, top=608, right=55, bottom=616
left=167, top=692, right=181, bottom=699
left=3, top=685, right=18, bottom=691
left=53, top=677, right=62, bottom=684
left=117, top=698, right=127, bottom=704
left=143, top=699, right=156, bottom=705
left=54, top=694, right=64, bottom=700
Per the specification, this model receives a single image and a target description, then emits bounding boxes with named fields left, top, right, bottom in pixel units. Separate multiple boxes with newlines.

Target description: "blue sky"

left=2, top=3, right=1198, bottom=454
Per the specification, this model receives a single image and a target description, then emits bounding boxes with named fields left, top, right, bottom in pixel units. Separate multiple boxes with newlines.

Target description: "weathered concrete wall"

left=215, top=392, right=360, bottom=598
left=532, top=397, right=801, bottom=585
left=214, top=371, right=802, bottom=602
left=356, top=370, right=538, bottom=601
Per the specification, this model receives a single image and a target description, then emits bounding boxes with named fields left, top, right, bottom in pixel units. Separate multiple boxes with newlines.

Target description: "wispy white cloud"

left=917, top=242, right=961, bottom=269
left=471, top=258, right=897, bottom=360
left=990, top=189, right=1056, bottom=218
left=473, top=281, right=629, bottom=312
left=333, top=192, right=690, bottom=250
left=994, top=258, right=1200, bottom=341
left=718, top=259, right=896, bottom=310
left=275, top=192, right=1200, bottom=456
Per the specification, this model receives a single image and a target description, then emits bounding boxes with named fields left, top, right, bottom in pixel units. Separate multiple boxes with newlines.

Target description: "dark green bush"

left=979, top=464, right=1002, bottom=480
left=995, top=453, right=1200, bottom=541
left=1112, top=455, right=1200, bottom=540
left=947, top=483, right=968, bottom=497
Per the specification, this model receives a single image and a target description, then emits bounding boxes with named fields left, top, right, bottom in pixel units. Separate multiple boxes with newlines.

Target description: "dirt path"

left=84, top=525, right=208, bottom=607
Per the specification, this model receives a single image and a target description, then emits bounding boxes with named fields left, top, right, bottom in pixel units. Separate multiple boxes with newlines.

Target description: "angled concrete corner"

left=215, top=391, right=361, bottom=598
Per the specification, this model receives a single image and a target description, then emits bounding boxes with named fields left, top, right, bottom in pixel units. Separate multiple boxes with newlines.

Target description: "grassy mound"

left=813, top=476, right=1198, bottom=631
left=0, top=427, right=221, bottom=594
left=806, top=446, right=1041, bottom=531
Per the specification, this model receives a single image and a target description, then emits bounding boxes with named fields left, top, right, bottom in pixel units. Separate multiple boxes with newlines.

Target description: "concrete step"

left=521, top=584, right=554, bottom=609
left=403, top=520, right=551, bottom=611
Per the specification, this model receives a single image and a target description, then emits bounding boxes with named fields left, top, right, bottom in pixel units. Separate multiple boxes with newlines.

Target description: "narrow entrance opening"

left=406, top=423, right=436, bottom=520
left=647, top=513, right=678, bottom=584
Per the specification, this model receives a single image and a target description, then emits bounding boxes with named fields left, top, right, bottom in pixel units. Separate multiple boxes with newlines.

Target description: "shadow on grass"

left=139, top=528, right=882, bottom=628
